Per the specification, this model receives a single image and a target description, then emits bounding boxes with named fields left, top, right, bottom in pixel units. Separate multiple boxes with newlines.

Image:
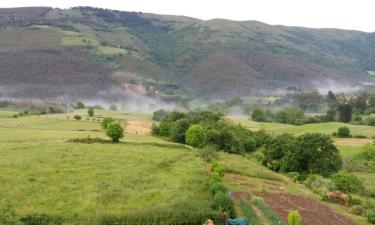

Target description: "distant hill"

left=0, top=7, right=374, bottom=102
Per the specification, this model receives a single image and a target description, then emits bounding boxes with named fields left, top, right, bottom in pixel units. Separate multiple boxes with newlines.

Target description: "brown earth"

left=264, top=193, right=357, bottom=225
left=125, top=121, right=152, bottom=134
left=334, top=138, right=373, bottom=147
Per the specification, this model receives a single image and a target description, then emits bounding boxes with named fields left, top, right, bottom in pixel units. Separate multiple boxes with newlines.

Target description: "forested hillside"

left=1, top=7, right=375, bottom=101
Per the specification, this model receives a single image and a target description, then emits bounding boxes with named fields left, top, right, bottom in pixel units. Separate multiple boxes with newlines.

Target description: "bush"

left=105, top=122, right=124, bottom=142
left=101, top=117, right=116, bottom=129
left=211, top=192, right=235, bottom=218
left=337, top=127, right=351, bottom=138
left=73, top=115, right=82, bottom=121
left=349, top=194, right=366, bottom=206
left=185, top=124, right=206, bottom=148
left=288, top=210, right=302, bottom=225
left=366, top=117, right=375, bottom=126
left=351, top=204, right=364, bottom=215
left=88, top=107, right=94, bottom=117
left=303, top=174, right=331, bottom=194
left=332, top=171, right=364, bottom=194
left=367, top=209, right=375, bottom=224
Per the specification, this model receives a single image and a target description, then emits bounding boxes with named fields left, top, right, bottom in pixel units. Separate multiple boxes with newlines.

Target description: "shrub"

left=209, top=182, right=227, bottom=196
left=337, top=127, right=351, bottom=138
left=211, top=192, right=235, bottom=218
left=288, top=210, right=302, bottom=225
left=351, top=205, right=364, bottom=215
left=101, top=117, right=116, bottom=129
left=212, top=164, right=226, bottom=177
left=88, top=107, right=94, bottom=117
left=73, top=115, right=82, bottom=121
left=303, top=174, right=331, bottom=194
left=332, top=171, right=364, bottom=194
left=105, top=122, right=124, bottom=142
left=366, top=117, right=375, bottom=126
left=367, top=209, right=375, bottom=224
left=185, top=124, right=206, bottom=148
left=349, top=194, right=366, bottom=206
left=199, top=146, right=218, bottom=162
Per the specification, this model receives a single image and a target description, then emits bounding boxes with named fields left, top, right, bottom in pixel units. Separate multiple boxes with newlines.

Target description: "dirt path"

left=125, top=121, right=152, bottom=135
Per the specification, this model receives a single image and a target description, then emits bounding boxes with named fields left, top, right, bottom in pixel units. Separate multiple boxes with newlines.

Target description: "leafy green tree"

left=88, top=107, right=94, bottom=117
left=337, top=127, right=351, bottom=137
left=106, top=122, right=124, bottom=142
left=263, top=134, right=296, bottom=171
left=170, top=119, right=190, bottom=143
left=185, top=124, right=206, bottom=148
left=337, top=103, right=353, bottom=123
left=274, top=107, right=304, bottom=125
left=327, top=90, right=337, bottom=102
left=288, top=210, right=302, bottom=225
left=101, top=117, right=116, bottom=129
left=332, top=171, right=364, bottom=193
left=292, top=133, right=342, bottom=176
left=73, top=115, right=82, bottom=121
left=264, top=133, right=341, bottom=177
left=152, top=109, right=169, bottom=122
left=354, top=93, right=368, bottom=114
left=326, top=106, right=336, bottom=121
left=109, top=104, right=117, bottom=111
left=251, top=108, right=267, bottom=122
left=74, top=101, right=85, bottom=109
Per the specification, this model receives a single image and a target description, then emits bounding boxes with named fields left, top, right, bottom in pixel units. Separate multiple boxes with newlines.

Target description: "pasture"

left=0, top=110, right=214, bottom=224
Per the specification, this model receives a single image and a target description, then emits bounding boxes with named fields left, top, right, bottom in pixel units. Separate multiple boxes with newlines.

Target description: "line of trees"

left=152, top=111, right=269, bottom=153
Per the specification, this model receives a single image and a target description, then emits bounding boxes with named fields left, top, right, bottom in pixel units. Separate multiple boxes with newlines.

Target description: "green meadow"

left=0, top=110, right=214, bottom=224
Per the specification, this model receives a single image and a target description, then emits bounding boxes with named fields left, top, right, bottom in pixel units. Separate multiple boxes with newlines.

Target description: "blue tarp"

left=228, top=217, right=249, bottom=225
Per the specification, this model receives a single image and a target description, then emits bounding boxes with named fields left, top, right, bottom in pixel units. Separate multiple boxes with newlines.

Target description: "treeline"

left=251, top=91, right=375, bottom=126
left=152, top=110, right=269, bottom=154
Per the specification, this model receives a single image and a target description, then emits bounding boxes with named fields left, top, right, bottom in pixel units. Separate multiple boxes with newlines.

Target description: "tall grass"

left=240, top=200, right=263, bottom=225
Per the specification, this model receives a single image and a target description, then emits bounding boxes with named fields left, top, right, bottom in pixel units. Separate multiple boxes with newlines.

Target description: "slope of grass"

left=0, top=114, right=213, bottom=224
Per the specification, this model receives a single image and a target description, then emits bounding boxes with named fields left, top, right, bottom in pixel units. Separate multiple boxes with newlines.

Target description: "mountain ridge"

left=0, top=6, right=374, bottom=102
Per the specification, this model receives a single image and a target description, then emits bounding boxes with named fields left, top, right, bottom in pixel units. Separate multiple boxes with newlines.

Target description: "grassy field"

left=229, top=116, right=375, bottom=137
left=1, top=109, right=374, bottom=225
left=0, top=110, right=214, bottom=224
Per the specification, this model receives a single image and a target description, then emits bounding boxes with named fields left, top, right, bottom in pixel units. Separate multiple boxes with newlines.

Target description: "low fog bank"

left=0, top=84, right=178, bottom=112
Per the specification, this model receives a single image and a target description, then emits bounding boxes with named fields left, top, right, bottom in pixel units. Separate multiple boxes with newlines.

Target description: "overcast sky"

left=1, top=0, right=374, bottom=32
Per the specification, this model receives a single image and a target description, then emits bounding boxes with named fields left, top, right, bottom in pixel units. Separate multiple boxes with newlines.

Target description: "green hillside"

left=0, top=7, right=375, bottom=100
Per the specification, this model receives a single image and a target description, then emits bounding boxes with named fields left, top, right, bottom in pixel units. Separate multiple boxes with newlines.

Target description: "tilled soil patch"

left=264, top=193, right=357, bottom=225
